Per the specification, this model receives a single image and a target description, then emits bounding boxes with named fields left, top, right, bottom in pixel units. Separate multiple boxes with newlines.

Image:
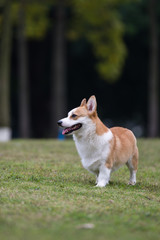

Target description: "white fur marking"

left=74, top=128, right=113, bottom=178
left=129, top=170, right=137, bottom=185
left=96, top=166, right=111, bottom=187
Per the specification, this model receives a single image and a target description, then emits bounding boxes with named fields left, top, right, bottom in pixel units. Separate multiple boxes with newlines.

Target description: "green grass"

left=0, top=139, right=160, bottom=240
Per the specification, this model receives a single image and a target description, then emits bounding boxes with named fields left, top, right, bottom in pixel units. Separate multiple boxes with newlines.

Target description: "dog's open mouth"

left=62, top=123, right=82, bottom=135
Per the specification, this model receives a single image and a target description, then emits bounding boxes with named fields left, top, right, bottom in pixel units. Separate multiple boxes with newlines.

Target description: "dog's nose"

left=57, top=120, right=62, bottom=126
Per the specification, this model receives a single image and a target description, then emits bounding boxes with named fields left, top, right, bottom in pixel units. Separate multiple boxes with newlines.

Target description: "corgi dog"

left=57, top=96, right=138, bottom=187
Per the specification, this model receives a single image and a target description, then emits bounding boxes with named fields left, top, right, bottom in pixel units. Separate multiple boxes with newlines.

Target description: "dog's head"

left=57, top=95, right=97, bottom=135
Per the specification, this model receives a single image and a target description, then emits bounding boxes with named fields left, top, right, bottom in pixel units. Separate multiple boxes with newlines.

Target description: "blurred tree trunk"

left=50, top=0, right=67, bottom=138
left=0, top=0, right=12, bottom=141
left=148, top=0, right=159, bottom=137
left=18, top=0, right=31, bottom=138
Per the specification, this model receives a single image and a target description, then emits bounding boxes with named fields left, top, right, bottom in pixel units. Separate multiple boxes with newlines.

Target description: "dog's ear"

left=87, top=95, right=97, bottom=113
left=80, top=98, right=87, bottom=107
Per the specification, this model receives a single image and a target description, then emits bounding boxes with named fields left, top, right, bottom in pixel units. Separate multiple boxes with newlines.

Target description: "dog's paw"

left=95, top=184, right=105, bottom=188
left=95, top=181, right=108, bottom=187
left=128, top=181, right=136, bottom=186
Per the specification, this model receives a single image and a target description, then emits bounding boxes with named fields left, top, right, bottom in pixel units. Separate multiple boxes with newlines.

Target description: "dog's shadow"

left=87, top=179, right=160, bottom=193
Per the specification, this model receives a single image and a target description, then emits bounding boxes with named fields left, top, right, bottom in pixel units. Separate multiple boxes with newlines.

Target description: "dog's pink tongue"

left=62, top=128, right=70, bottom=135
left=62, top=129, right=67, bottom=135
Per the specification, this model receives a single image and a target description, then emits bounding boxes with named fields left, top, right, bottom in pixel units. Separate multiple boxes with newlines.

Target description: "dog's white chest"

left=73, top=131, right=113, bottom=174
left=81, top=157, right=101, bottom=173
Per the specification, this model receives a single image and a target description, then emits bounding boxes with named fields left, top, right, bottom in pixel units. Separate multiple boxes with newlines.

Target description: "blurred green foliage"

left=12, top=3, right=49, bottom=39
left=69, top=0, right=127, bottom=82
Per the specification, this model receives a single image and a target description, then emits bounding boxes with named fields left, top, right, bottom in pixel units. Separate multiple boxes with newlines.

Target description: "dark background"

left=0, top=0, right=159, bottom=139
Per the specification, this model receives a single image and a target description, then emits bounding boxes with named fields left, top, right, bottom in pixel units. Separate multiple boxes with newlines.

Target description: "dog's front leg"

left=96, top=165, right=111, bottom=187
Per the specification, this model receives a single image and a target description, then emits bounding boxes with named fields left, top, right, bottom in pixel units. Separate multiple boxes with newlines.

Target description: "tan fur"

left=91, top=115, right=109, bottom=135
left=95, top=118, right=109, bottom=135
left=69, top=106, right=87, bottom=120
left=80, top=98, right=87, bottom=107
left=78, top=98, right=109, bottom=136
left=106, top=127, right=138, bottom=171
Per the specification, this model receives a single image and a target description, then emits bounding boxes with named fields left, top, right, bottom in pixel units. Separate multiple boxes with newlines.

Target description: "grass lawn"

left=0, top=139, right=160, bottom=240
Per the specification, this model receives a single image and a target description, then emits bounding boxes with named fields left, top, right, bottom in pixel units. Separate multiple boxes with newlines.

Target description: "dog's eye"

left=72, top=114, right=77, bottom=118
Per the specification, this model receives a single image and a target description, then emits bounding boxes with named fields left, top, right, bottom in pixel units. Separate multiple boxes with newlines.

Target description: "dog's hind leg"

left=126, top=147, right=138, bottom=185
